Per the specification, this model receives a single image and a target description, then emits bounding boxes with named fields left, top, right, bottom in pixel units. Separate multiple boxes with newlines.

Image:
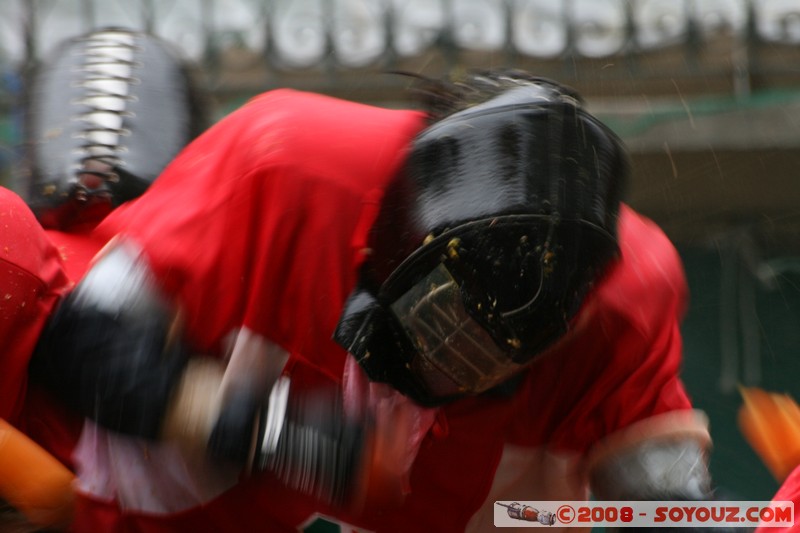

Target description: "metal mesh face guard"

left=390, top=264, right=524, bottom=398
left=337, top=216, right=616, bottom=407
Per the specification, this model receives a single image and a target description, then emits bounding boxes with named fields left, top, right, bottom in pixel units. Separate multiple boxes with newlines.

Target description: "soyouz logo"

left=494, top=501, right=794, bottom=528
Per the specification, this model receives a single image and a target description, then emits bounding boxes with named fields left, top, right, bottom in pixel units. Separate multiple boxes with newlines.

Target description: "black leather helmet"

left=335, top=75, right=628, bottom=406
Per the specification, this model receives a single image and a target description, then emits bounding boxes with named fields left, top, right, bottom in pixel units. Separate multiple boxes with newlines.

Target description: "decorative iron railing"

left=2, top=0, right=800, bottom=176
left=1, top=0, right=799, bottom=83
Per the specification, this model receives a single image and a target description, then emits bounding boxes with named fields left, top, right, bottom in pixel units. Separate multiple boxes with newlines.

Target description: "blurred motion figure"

left=15, top=66, right=714, bottom=531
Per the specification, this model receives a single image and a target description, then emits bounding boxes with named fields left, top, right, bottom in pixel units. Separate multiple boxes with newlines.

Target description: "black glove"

left=207, top=387, right=262, bottom=465
left=207, top=376, right=369, bottom=507
left=30, top=244, right=188, bottom=439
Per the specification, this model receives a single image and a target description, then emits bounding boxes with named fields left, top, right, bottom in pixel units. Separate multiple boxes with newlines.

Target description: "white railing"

left=0, top=0, right=798, bottom=71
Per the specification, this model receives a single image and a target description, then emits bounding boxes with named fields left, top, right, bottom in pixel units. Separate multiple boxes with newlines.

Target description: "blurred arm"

left=31, top=241, right=188, bottom=439
left=586, top=410, right=712, bottom=500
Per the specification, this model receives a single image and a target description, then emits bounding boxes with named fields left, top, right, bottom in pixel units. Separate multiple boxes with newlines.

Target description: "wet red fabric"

left=0, top=188, right=88, bottom=470
left=44, top=229, right=105, bottom=284
left=0, top=187, right=72, bottom=421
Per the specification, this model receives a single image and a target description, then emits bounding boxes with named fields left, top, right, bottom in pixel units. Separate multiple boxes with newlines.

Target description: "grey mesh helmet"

left=19, top=27, right=208, bottom=229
